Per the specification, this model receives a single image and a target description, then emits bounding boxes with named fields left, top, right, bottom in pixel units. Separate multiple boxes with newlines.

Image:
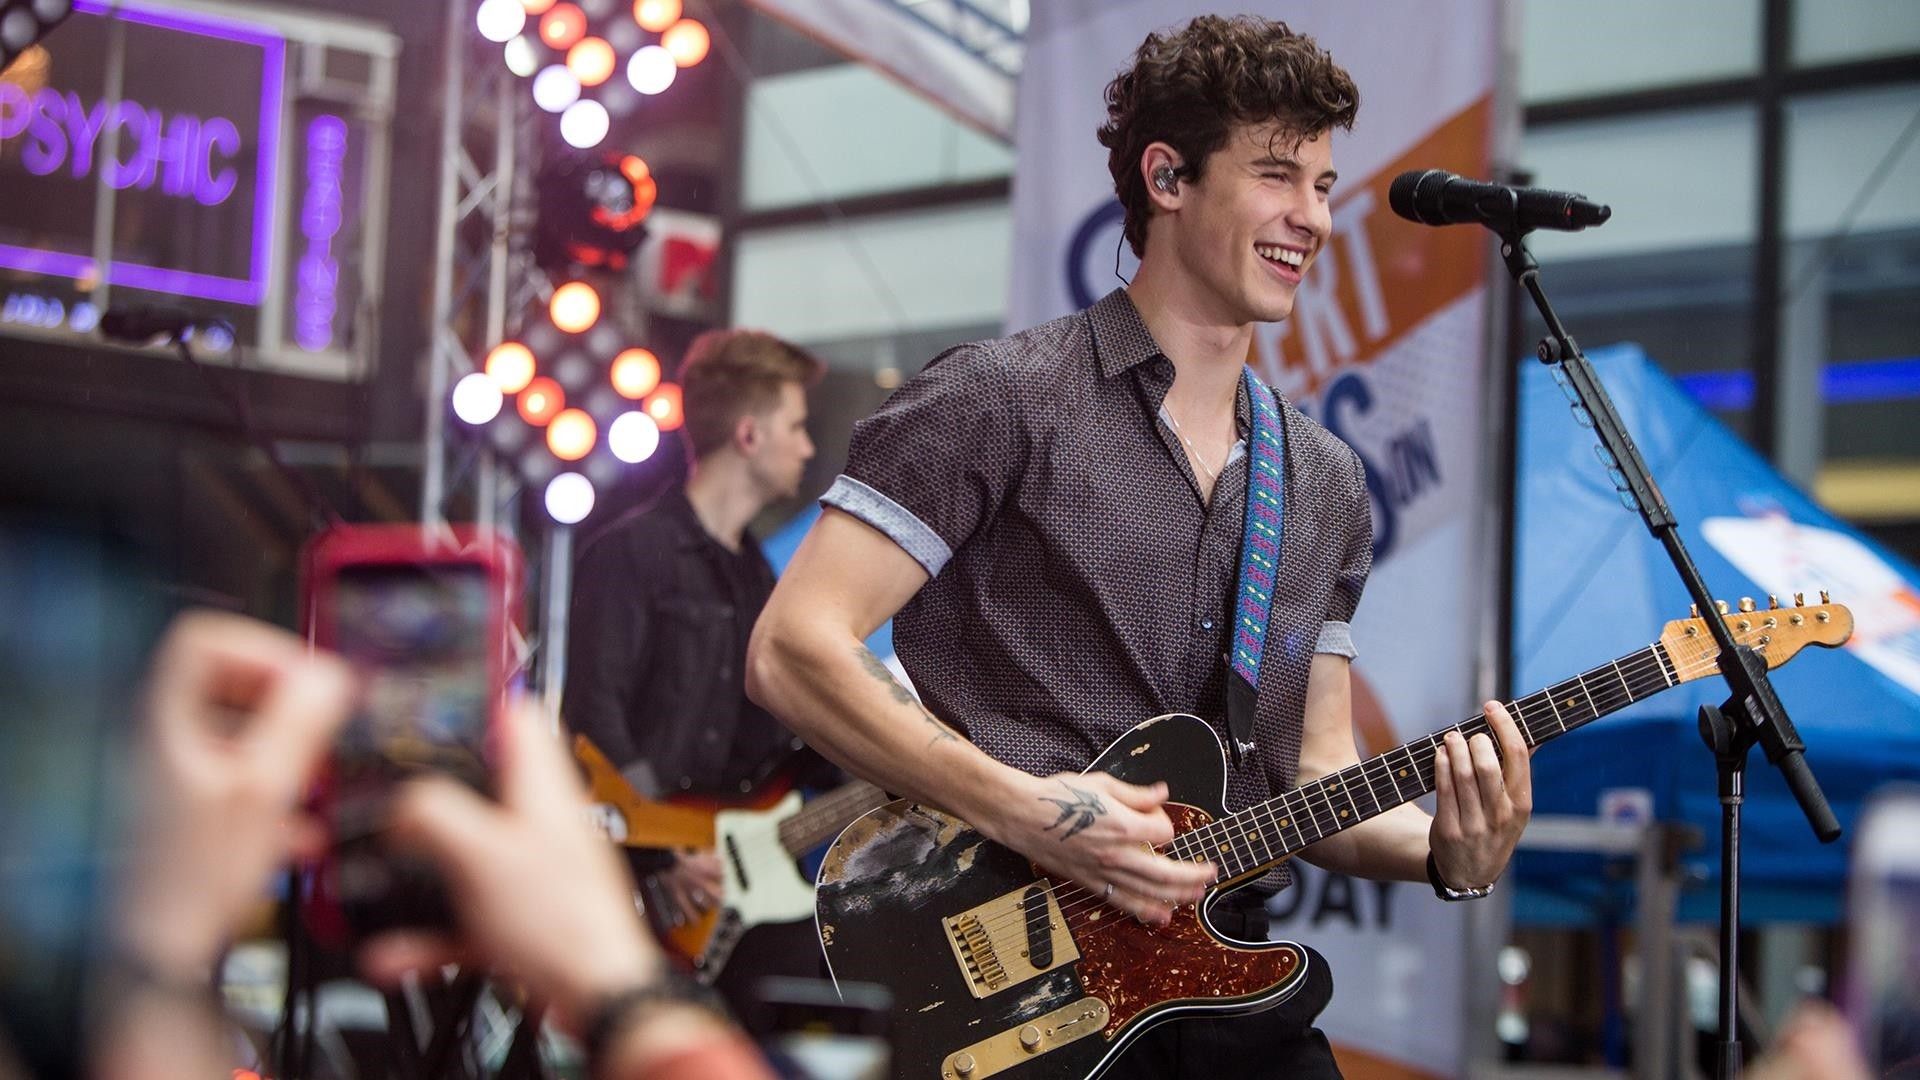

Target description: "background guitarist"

left=747, top=16, right=1534, bottom=1078
left=563, top=328, right=835, bottom=1013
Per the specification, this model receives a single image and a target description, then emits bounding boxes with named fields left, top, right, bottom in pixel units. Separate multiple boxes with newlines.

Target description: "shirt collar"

left=1088, top=288, right=1167, bottom=379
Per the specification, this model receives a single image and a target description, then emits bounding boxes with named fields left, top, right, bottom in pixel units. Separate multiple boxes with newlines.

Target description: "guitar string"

left=1055, top=638, right=1800, bottom=946
left=955, top=641, right=1731, bottom=943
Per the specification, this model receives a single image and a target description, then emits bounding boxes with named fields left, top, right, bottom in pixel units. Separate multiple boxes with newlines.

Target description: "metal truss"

left=421, top=0, right=541, bottom=535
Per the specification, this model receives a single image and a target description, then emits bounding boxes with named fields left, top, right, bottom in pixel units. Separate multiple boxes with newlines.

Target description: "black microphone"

left=98, top=303, right=203, bottom=343
left=1388, top=169, right=1611, bottom=233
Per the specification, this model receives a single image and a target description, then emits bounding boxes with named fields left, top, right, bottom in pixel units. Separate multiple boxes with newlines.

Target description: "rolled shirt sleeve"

left=1315, top=448, right=1374, bottom=660
left=821, top=342, right=1021, bottom=578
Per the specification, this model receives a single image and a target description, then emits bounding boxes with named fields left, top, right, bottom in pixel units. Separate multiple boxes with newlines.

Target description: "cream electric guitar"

left=575, top=737, right=887, bottom=981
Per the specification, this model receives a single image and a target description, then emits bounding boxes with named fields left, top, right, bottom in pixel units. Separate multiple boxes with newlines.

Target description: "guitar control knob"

left=1738, top=597, right=1756, bottom=612
left=1716, top=600, right=1730, bottom=615
left=1020, top=1025, right=1043, bottom=1052
left=954, top=1052, right=976, bottom=1076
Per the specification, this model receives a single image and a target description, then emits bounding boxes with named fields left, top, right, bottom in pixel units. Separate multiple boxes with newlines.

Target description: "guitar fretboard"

left=778, top=780, right=889, bottom=856
left=1169, top=642, right=1678, bottom=882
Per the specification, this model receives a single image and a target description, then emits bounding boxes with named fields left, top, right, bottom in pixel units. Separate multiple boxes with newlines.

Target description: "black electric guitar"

left=814, top=598, right=1853, bottom=1080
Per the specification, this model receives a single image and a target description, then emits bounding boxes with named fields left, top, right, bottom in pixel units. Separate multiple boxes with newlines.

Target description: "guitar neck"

left=777, top=780, right=890, bottom=856
left=1176, top=642, right=1680, bottom=883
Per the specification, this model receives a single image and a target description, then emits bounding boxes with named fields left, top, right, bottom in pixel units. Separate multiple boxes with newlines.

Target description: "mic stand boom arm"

left=1495, top=222, right=1840, bottom=1080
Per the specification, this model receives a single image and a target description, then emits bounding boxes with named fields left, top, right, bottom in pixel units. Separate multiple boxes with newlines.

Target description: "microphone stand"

left=1494, top=224, right=1842, bottom=1080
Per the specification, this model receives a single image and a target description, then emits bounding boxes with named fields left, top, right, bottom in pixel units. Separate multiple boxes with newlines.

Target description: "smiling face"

left=1154, top=122, right=1337, bottom=328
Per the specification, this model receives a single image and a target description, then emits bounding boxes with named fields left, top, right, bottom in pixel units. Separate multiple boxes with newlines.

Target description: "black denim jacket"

left=561, top=486, right=795, bottom=797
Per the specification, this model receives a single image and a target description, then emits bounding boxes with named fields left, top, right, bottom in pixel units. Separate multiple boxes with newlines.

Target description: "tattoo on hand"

left=855, top=646, right=957, bottom=747
left=1039, top=782, right=1107, bottom=842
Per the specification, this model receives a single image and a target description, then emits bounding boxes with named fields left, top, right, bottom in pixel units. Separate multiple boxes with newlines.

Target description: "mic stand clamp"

left=1495, top=223, right=1842, bottom=1080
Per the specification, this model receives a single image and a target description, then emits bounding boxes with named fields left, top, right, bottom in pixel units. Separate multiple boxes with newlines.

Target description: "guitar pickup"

left=942, top=882, right=1081, bottom=999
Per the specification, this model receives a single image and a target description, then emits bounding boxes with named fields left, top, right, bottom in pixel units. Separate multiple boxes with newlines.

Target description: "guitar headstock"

left=1659, top=592, right=1854, bottom=684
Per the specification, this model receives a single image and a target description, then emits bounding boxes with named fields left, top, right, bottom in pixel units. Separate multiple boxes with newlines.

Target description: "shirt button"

left=1200, top=619, right=1214, bottom=630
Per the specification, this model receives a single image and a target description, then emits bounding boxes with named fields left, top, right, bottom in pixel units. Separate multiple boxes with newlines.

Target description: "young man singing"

left=747, top=16, right=1531, bottom=1076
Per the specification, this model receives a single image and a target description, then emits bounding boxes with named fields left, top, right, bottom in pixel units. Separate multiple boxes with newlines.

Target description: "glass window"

left=742, top=64, right=1013, bottom=212
left=1793, top=0, right=1920, bottom=66
left=1784, top=84, right=1920, bottom=240
left=1520, top=106, right=1760, bottom=261
left=1520, top=0, right=1759, bottom=104
left=731, top=201, right=1011, bottom=342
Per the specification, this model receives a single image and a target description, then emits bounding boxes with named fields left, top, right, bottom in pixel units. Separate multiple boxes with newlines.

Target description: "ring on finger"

left=1103, top=882, right=1115, bottom=899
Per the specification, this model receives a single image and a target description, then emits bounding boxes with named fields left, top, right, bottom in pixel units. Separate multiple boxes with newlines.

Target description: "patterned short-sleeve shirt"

left=822, top=288, right=1373, bottom=893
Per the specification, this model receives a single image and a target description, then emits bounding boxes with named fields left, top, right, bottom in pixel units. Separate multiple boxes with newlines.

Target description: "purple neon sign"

left=295, top=115, right=347, bottom=351
left=0, top=86, right=244, bottom=206
left=0, top=0, right=283, bottom=306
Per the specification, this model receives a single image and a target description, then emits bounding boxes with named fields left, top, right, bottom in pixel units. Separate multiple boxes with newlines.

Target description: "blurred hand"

left=122, top=611, right=352, bottom=977
left=1747, top=1002, right=1869, bottom=1080
left=658, top=850, right=725, bottom=925
left=360, top=700, right=661, bottom=1030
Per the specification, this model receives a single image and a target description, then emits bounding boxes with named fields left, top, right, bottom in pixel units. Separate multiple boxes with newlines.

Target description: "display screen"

left=331, top=563, right=492, bottom=800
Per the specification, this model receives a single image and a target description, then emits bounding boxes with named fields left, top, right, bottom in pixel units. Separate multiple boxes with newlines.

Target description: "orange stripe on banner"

left=1331, top=1042, right=1447, bottom=1080
left=1254, top=99, right=1492, bottom=400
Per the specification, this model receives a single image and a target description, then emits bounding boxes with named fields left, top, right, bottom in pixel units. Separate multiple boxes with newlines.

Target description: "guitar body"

left=656, top=790, right=826, bottom=977
left=816, top=715, right=1309, bottom=1080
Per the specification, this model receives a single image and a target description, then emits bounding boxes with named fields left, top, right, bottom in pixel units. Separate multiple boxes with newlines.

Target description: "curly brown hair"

left=1097, top=15, right=1359, bottom=257
left=678, top=329, right=824, bottom=459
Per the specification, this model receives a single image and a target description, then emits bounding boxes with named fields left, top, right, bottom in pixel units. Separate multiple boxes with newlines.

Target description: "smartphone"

left=301, top=525, right=522, bottom=943
left=1847, top=788, right=1920, bottom=1077
left=745, top=977, right=892, bottom=1080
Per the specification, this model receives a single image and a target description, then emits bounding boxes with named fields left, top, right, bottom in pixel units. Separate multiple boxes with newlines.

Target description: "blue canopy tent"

left=1511, top=344, right=1920, bottom=924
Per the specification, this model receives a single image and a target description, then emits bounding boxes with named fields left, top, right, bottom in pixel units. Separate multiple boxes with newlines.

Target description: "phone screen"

left=1851, top=795, right=1920, bottom=1076
left=332, top=562, right=492, bottom=788
left=326, top=562, right=493, bottom=926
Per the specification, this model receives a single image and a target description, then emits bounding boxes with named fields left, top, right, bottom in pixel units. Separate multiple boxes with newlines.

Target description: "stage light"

left=611, top=347, right=660, bottom=399
left=661, top=19, right=708, bottom=67
left=538, top=2, right=586, bottom=49
left=633, top=0, right=679, bottom=32
left=560, top=99, right=610, bottom=149
left=626, top=45, right=675, bottom=95
left=566, top=36, right=616, bottom=86
left=521, top=0, right=555, bottom=14
left=485, top=341, right=537, bottom=393
left=550, top=281, right=600, bottom=333
left=545, top=472, right=595, bottom=524
left=503, top=34, right=540, bottom=76
left=2, top=0, right=69, bottom=71
left=452, top=371, right=505, bottom=424
left=475, top=0, right=525, bottom=43
left=608, top=410, right=661, bottom=463
left=532, top=65, right=581, bottom=112
left=534, top=153, right=652, bottom=272
left=518, top=376, right=565, bottom=425
left=644, top=382, right=683, bottom=431
left=546, top=407, right=597, bottom=460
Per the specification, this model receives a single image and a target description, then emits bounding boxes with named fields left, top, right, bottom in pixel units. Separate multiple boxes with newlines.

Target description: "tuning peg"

left=1738, top=597, right=1756, bottom=612
left=1794, top=592, right=1805, bottom=607
left=1820, top=589, right=1831, bottom=604
left=1716, top=600, right=1730, bottom=615
left=1690, top=603, right=1700, bottom=619
left=1768, top=595, right=1779, bottom=609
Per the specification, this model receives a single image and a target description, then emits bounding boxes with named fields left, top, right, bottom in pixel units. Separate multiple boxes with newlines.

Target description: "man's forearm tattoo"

left=855, top=646, right=957, bottom=747
left=1039, top=781, right=1107, bottom=842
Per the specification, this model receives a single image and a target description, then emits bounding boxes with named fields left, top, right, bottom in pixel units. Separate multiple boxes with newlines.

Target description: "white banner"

left=1009, top=3, right=1502, bottom=1076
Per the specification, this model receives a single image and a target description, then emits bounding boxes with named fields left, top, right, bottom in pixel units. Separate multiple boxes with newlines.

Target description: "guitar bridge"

left=943, top=881, right=1080, bottom=999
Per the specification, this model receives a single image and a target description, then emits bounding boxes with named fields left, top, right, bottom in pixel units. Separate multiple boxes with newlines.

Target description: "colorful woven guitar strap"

left=1225, top=366, right=1284, bottom=765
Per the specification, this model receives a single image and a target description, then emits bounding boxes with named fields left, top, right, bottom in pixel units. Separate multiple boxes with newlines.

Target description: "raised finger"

left=1488, top=701, right=1534, bottom=809
left=1446, top=732, right=1486, bottom=834
left=245, top=652, right=354, bottom=801
left=1467, top=732, right=1510, bottom=822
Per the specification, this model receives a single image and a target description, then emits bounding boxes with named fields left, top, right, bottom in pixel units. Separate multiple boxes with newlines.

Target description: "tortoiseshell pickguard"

left=1064, top=803, right=1306, bottom=1039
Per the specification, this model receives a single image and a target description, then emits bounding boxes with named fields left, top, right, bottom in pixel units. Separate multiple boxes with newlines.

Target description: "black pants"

left=1102, top=896, right=1342, bottom=1080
